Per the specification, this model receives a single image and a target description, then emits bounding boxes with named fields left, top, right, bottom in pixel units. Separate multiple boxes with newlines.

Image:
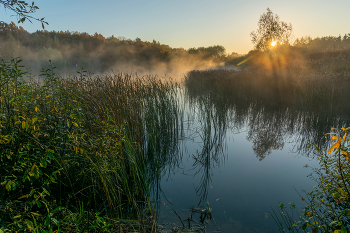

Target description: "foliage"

left=271, top=128, right=350, bottom=232
left=294, top=34, right=350, bottom=53
left=250, top=8, right=292, bottom=51
left=0, top=58, right=181, bottom=232
left=188, top=45, right=226, bottom=60
left=0, top=0, right=47, bottom=28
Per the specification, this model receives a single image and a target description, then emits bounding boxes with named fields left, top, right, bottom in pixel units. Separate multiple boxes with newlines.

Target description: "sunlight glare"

left=271, top=41, right=277, bottom=46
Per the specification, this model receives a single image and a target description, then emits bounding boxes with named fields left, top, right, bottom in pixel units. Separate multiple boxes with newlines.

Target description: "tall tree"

left=1, top=0, right=47, bottom=28
left=250, top=8, right=292, bottom=51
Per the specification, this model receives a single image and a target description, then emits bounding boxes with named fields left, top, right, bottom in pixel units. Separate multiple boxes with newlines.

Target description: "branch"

left=1, top=0, right=48, bottom=28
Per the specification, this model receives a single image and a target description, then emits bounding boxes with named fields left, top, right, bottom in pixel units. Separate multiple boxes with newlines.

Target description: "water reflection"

left=184, top=74, right=350, bottom=159
left=150, top=74, right=350, bottom=230
left=190, top=100, right=227, bottom=204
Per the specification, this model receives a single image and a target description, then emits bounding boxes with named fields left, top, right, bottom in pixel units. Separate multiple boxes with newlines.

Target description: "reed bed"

left=183, top=66, right=350, bottom=157
left=184, top=68, right=350, bottom=113
left=0, top=59, right=181, bottom=232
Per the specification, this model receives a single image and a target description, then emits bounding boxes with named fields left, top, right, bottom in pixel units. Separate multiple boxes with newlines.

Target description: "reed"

left=0, top=59, right=181, bottom=232
left=184, top=68, right=349, bottom=112
left=184, top=67, right=350, bottom=156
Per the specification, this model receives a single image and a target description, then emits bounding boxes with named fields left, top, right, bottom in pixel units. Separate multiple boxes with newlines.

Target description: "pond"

left=149, top=71, right=350, bottom=232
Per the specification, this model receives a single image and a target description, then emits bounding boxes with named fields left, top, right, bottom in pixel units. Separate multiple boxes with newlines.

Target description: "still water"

left=151, top=85, right=350, bottom=232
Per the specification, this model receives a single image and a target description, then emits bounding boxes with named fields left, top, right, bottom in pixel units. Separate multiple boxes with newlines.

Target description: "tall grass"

left=0, top=59, right=181, bottom=232
left=184, top=68, right=348, bottom=112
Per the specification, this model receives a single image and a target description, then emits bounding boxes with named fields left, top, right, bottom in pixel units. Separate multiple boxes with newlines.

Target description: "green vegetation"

left=0, top=0, right=47, bottom=27
left=1, top=6, right=350, bottom=231
left=272, top=128, right=350, bottom=232
left=0, top=58, right=181, bottom=232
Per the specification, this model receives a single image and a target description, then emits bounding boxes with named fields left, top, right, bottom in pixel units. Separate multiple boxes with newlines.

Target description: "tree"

left=250, top=8, right=292, bottom=51
left=188, top=45, right=226, bottom=59
left=1, top=0, right=47, bottom=28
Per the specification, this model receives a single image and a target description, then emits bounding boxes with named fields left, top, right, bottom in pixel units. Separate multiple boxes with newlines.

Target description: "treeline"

left=293, top=34, right=350, bottom=52
left=188, top=45, right=226, bottom=59
left=226, top=33, right=350, bottom=72
left=0, top=22, right=226, bottom=74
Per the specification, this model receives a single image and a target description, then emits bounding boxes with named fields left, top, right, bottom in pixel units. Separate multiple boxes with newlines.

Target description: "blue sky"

left=2, top=0, right=350, bottom=54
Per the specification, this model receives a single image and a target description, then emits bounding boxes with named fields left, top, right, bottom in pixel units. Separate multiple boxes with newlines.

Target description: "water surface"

left=151, top=84, right=349, bottom=232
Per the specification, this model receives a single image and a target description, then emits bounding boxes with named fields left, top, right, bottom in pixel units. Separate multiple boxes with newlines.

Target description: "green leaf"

left=329, top=220, right=338, bottom=226
left=51, top=218, right=59, bottom=225
left=24, top=219, right=34, bottom=228
left=47, top=150, right=54, bottom=160
left=51, top=206, right=64, bottom=213
left=340, top=226, right=347, bottom=233
left=40, top=158, right=47, bottom=168
left=5, top=182, right=11, bottom=191
left=44, top=216, right=50, bottom=226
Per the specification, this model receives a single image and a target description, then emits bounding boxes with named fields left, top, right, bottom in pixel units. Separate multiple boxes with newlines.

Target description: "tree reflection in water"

left=247, top=127, right=284, bottom=161
left=151, top=71, right=350, bottom=222
left=179, top=69, right=350, bottom=206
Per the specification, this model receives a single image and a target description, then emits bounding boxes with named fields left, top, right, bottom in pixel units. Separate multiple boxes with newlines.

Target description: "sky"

left=2, top=0, right=350, bottom=54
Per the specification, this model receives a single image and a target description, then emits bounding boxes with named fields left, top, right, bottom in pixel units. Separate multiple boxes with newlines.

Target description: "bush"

left=0, top=58, right=179, bottom=232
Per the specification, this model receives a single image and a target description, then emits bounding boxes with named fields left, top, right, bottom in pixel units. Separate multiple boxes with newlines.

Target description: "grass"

left=0, top=58, right=181, bottom=232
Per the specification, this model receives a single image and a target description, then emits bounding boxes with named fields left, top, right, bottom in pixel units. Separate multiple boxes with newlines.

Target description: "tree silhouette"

left=1, top=0, right=47, bottom=28
left=250, top=8, right=292, bottom=51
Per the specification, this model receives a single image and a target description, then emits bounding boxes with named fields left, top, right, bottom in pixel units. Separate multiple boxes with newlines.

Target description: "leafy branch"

left=1, top=0, right=48, bottom=28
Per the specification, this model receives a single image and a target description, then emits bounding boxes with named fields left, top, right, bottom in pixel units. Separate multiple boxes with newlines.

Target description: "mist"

left=0, top=22, right=225, bottom=80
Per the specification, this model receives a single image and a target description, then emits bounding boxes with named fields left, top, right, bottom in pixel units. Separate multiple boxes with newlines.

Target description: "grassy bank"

left=0, top=58, right=180, bottom=232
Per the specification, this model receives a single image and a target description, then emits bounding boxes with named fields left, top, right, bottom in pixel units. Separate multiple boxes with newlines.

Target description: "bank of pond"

left=1, top=58, right=350, bottom=232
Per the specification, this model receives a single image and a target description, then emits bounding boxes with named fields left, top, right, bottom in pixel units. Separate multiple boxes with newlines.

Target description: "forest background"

left=1, top=21, right=350, bottom=77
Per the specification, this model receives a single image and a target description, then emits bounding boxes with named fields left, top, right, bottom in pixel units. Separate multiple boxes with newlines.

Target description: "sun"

left=271, top=41, right=277, bottom=47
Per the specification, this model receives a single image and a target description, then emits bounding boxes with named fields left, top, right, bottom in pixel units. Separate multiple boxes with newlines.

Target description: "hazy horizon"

left=2, top=0, right=350, bottom=55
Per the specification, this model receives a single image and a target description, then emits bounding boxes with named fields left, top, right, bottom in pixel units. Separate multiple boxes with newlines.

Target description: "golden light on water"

left=271, top=41, right=277, bottom=46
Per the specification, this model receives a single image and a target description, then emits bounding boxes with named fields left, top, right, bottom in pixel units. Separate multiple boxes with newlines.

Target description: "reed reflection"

left=189, top=97, right=228, bottom=204
left=184, top=70, right=350, bottom=160
left=152, top=70, right=350, bottom=219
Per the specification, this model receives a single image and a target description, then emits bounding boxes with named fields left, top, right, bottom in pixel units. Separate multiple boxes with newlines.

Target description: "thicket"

left=0, top=58, right=180, bottom=232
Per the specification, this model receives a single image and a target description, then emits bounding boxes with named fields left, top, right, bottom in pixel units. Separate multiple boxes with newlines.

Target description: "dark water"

left=150, top=85, right=350, bottom=232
